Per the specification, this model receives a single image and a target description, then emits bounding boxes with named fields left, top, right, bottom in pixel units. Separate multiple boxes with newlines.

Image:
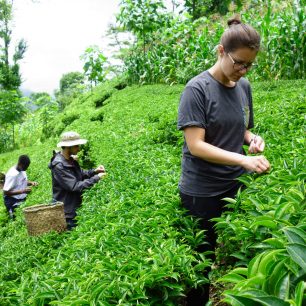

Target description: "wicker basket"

left=23, top=202, right=67, bottom=236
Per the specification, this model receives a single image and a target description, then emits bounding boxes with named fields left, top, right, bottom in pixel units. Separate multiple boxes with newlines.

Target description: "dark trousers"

left=66, top=218, right=77, bottom=231
left=180, top=184, right=243, bottom=306
left=3, top=195, right=25, bottom=219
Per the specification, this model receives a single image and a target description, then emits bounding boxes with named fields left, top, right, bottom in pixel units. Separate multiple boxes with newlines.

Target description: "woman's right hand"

left=241, top=155, right=270, bottom=174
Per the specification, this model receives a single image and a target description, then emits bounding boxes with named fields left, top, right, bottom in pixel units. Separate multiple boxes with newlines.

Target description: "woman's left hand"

left=248, top=135, right=265, bottom=154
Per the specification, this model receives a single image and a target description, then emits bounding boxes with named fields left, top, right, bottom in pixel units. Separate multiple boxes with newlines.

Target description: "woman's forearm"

left=189, top=140, right=245, bottom=166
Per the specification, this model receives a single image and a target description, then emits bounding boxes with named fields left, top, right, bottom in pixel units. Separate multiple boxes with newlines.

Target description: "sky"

left=11, top=0, right=120, bottom=95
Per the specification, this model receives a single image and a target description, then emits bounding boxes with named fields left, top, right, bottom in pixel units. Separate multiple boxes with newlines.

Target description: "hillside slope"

left=0, top=79, right=305, bottom=305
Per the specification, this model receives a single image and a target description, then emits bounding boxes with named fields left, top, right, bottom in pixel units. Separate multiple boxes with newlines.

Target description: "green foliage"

left=77, top=142, right=96, bottom=169
left=184, top=0, right=206, bottom=19
left=61, top=111, right=80, bottom=126
left=0, top=79, right=304, bottom=304
left=39, top=100, right=58, bottom=124
left=41, top=110, right=81, bottom=142
left=59, top=71, right=85, bottom=95
left=116, top=0, right=171, bottom=72
left=90, top=109, right=104, bottom=122
left=12, top=98, right=59, bottom=148
left=0, top=128, right=10, bottom=153
left=0, top=81, right=211, bottom=305
left=120, top=1, right=305, bottom=84
left=0, top=90, right=26, bottom=152
left=80, top=46, right=109, bottom=87
left=251, top=0, right=305, bottom=80
left=0, top=0, right=27, bottom=90
left=122, top=15, right=223, bottom=84
left=183, top=0, right=243, bottom=19
left=213, top=80, right=306, bottom=304
left=117, top=0, right=168, bottom=40
left=29, top=92, right=52, bottom=108
left=55, top=71, right=86, bottom=111
left=93, top=91, right=112, bottom=107
left=0, top=91, right=25, bottom=125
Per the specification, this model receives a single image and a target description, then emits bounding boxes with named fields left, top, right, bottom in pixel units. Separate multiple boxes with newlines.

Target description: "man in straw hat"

left=49, top=131, right=107, bottom=230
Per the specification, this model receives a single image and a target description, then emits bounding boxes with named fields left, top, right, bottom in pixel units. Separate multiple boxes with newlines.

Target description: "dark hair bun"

left=227, top=16, right=241, bottom=27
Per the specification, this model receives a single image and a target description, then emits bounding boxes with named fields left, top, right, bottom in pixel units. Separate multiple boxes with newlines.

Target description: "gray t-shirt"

left=177, top=71, right=254, bottom=197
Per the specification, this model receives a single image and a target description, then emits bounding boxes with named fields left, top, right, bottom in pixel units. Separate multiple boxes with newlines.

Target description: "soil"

left=209, top=284, right=228, bottom=305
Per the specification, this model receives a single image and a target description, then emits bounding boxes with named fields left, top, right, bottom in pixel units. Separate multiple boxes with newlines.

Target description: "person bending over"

left=3, top=155, right=38, bottom=219
left=49, top=131, right=107, bottom=230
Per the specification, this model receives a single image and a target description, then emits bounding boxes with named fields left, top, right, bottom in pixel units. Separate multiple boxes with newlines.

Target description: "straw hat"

left=57, top=131, right=87, bottom=148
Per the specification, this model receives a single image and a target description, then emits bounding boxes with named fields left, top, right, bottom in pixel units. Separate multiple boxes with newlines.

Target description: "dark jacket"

left=48, top=152, right=99, bottom=219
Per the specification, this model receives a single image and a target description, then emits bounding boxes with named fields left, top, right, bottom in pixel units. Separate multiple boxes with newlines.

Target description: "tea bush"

left=0, top=79, right=304, bottom=305
left=0, top=82, right=210, bottom=305
left=213, top=80, right=306, bottom=304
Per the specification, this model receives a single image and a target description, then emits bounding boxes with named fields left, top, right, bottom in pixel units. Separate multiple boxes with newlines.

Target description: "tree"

left=55, top=71, right=85, bottom=111
left=59, top=71, right=85, bottom=95
left=184, top=0, right=244, bottom=19
left=29, top=92, right=52, bottom=108
left=105, top=23, right=133, bottom=77
left=0, top=0, right=27, bottom=90
left=184, top=0, right=206, bottom=20
left=116, top=0, right=169, bottom=55
left=80, top=46, right=109, bottom=88
left=0, top=90, right=26, bottom=148
left=39, top=99, right=58, bottom=132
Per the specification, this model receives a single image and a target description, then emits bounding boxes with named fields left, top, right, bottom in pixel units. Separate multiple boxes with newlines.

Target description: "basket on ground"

left=23, top=202, right=67, bottom=236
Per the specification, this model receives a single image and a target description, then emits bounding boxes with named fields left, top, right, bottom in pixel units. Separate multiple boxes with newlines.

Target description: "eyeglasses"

left=227, top=53, right=256, bottom=71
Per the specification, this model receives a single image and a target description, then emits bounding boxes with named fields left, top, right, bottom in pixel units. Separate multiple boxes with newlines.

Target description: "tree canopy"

left=0, top=0, right=26, bottom=90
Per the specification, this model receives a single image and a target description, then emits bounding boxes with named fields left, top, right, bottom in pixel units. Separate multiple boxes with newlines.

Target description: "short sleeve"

left=247, top=86, right=254, bottom=129
left=177, top=86, right=207, bottom=130
left=3, top=175, right=16, bottom=191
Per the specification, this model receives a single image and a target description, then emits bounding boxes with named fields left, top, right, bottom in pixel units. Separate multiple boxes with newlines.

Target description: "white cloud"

left=11, top=0, right=120, bottom=94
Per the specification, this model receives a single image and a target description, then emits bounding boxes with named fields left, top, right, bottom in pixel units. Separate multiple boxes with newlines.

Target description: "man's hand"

left=71, top=155, right=78, bottom=161
left=29, top=181, right=38, bottom=186
left=23, top=187, right=32, bottom=194
left=97, top=172, right=107, bottom=180
left=95, top=165, right=106, bottom=174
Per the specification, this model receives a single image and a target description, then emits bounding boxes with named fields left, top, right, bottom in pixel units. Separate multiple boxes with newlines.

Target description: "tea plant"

left=0, top=83, right=210, bottom=305
left=213, top=80, right=306, bottom=304
left=0, top=79, right=304, bottom=305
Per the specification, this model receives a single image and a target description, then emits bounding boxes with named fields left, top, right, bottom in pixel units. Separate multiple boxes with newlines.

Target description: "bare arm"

left=184, top=127, right=270, bottom=174
left=27, top=181, right=38, bottom=186
left=4, top=187, right=31, bottom=196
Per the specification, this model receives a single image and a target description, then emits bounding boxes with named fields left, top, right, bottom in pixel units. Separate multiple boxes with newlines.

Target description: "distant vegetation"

left=116, top=0, right=305, bottom=84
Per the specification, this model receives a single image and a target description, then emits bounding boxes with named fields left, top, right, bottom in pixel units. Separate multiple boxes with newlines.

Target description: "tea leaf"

left=286, top=243, right=306, bottom=271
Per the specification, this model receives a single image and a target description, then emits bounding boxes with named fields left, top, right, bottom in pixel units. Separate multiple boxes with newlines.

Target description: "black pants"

left=66, top=218, right=77, bottom=231
left=3, top=195, right=25, bottom=219
left=180, top=184, right=243, bottom=306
